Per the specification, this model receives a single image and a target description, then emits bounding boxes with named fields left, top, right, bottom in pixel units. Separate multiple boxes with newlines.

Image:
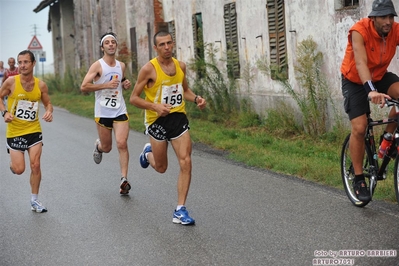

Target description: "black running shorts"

left=146, top=112, right=190, bottom=141
left=342, top=72, right=399, bottom=120
left=7, top=132, right=43, bottom=153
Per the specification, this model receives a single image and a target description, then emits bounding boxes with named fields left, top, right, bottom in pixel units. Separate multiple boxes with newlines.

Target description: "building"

left=34, top=0, right=399, bottom=118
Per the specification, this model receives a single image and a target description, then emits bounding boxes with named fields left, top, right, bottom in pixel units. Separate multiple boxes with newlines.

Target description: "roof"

left=33, top=0, right=58, bottom=13
left=34, top=0, right=58, bottom=32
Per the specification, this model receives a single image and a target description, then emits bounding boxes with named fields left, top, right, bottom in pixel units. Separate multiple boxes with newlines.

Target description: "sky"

left=0, top=0, right=54, bottom=74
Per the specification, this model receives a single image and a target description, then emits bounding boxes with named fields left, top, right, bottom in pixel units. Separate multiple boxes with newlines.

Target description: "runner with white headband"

left=100, top=34, right=118, bottom=46
left=81, top=32, right=133, bottom=195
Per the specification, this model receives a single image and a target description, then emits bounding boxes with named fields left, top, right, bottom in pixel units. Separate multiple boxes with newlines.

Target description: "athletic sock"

left=354, top=174, right=365, bottom=184
left=176, top=205, right=184, bottom=211
left=31, top=194, right=38, bottom=202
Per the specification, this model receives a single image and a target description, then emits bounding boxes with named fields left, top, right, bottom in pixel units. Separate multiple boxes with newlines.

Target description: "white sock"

left=31, top=194, right=38, bottom=202
left=176, top=205, right=184, bottom=211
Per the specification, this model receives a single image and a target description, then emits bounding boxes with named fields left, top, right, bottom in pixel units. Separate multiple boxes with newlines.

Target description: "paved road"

left=1, top=106, right=399, bottom=266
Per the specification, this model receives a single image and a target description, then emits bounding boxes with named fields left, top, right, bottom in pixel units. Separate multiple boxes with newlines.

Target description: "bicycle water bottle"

left=378, top=132, right=393, bottom=158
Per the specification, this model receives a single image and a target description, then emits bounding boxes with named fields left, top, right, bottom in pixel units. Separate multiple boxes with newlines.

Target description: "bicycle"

left=341, top=98, right=399, bottom=207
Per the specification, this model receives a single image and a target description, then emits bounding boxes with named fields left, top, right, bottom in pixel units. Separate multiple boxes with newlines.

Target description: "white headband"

left=100, top=34, right=117, bottom=46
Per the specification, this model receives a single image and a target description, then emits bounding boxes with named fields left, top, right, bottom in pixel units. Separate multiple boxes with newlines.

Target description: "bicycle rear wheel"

left=393, top=156, right=399, bottom=203
left=341, top=133, right=372, bottom=207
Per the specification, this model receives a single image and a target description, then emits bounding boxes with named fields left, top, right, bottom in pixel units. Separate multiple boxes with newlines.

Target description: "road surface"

left=1, top=106, right=399, bottom=266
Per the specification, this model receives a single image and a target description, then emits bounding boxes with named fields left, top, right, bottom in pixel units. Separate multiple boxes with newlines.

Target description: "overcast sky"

left=0, top=0, right=54, bottom=73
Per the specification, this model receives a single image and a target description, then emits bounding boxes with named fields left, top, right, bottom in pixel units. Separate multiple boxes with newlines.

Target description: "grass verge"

left=49, top=92, right=398, bottom=204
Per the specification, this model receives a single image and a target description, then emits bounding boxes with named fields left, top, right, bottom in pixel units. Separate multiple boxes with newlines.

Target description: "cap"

left=368, top=0, right=397, bottom=17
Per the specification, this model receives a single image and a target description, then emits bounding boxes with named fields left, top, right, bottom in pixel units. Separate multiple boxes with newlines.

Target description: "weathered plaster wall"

left=47, top=0, right=399, bottom=121
left=155, top=0, right=399, bottom=117
left=59, top=0, right=75, bottom=74
left=125, top=0, right=154, bottom=69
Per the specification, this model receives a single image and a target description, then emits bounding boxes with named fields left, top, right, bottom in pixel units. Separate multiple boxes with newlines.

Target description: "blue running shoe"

left=139, top=143, right=152, bottom=168
left=31, top=200, right=47, bottom=213
left=173, top=207, right=195, bottom=225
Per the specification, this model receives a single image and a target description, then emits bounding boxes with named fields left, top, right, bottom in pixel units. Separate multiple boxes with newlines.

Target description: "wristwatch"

left=1, top=110, right=8, bottom=117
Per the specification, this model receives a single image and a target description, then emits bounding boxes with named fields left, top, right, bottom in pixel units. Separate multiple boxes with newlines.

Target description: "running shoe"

left=353, top=180, right=371, bottom=201
left=93, top=139, right=103, bottom=164
left=120, top=177, right=131, bottom=195
left=173, top=207, right=195, bottom=225
left=139, top=143, right=152, bottom=168
left=31, top=200, right=47, bottom=213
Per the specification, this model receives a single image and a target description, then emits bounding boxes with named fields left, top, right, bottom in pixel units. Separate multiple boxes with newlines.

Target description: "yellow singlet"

left=144, top=57, right=186, bottom=128
left=6, top=75, right=42, bottom=138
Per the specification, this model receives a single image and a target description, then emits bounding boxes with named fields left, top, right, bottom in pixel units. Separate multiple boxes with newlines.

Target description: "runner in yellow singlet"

left=130, top=31, right=206, bottom=225
left=0, top=50, right=53, bottom=213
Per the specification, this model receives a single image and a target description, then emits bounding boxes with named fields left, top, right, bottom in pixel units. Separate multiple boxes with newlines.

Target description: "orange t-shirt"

left=340, top=18, right=399, bottom=84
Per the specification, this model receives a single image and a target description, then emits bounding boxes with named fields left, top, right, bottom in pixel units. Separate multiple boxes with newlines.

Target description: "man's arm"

left=352, top=31, right=372, bottom=84
left=0, top=77, right=14, bottom=122
left=39, top=80, right=53, bottom=122
left=120, top=62, right=132, bottom=90
left=352, top=31, right=389, bottom=104
left=81, top=61, right=119, bottom=92
left=129, top=62, right=171, bottom=117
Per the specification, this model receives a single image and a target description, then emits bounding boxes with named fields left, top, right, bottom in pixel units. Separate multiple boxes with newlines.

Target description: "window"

left=130, top=27, right=138, bottom=74
left=168, top=21, right=176, bottom=57
left=335, top=0, right=359, bottom=9
left=344, top=0, right=359, bottom=7
left=192, top=13, right=205, bottom=78
left=192, top=13, right=204, bottom=60
left=266, top=0, right=287, bottom=79
left=224, top=2, right=240, bottom=79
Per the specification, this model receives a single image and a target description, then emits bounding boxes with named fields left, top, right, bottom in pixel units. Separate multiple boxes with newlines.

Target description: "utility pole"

left=27, top=24, right=44, bottom=77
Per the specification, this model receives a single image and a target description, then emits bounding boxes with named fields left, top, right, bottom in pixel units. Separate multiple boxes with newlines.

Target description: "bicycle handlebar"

left=384, top=98, right=399, bottom=107
left=368, top=97, right=399, bottom=108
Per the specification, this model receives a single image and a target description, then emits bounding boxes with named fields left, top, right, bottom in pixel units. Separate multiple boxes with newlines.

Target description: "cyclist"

left=341, top=0, right=399, bottom=201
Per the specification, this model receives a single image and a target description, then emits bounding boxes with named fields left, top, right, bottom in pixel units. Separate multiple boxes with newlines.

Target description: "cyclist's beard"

left=376, top=24, right=391, bottom=37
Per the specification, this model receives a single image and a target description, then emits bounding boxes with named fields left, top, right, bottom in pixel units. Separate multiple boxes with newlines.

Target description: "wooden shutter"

left=224, top=2, right=240, bottom=79
left=167, top=20, right=176, bottom=57
left=267, top=0, right=287, bottom=78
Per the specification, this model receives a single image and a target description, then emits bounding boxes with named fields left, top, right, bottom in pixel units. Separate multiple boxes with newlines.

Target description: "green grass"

left=48, top=91, right=398, bottom=204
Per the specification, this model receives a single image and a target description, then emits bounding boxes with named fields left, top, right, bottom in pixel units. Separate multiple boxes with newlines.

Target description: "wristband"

left=364, top=80, right=377, bottom=94
left=121, top=77, right=126, bottom=82
left=194, top=95, right=199, bottom=104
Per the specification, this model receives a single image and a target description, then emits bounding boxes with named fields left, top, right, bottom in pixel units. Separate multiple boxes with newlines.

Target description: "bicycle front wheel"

left=393, top=156, right=399, bottom=204
left=341, top=133, right=372, bottom=207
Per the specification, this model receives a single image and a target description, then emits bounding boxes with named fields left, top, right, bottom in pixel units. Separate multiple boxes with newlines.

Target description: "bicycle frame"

left=341, top=98, right=399, bottom=207
left=364, top=99, right=399, bottom=196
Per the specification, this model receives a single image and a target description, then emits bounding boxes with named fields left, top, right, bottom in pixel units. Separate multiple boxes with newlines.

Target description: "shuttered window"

left=267, top=0, right=287, bottom=79
left=224, top=2, right=240, bottom=79
left=168, top=20, right=177, bottom=57
left=192, top=13, right=204, bottom=60
left=130, top=27, right=138, bottom=74
left=192, top=13, right=205, bottom=78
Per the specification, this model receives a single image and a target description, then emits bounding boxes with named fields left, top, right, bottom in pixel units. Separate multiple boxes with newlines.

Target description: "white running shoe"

left=93, top=139, right=103, bottom=164
left=31, top=200, right=47, bottom=213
